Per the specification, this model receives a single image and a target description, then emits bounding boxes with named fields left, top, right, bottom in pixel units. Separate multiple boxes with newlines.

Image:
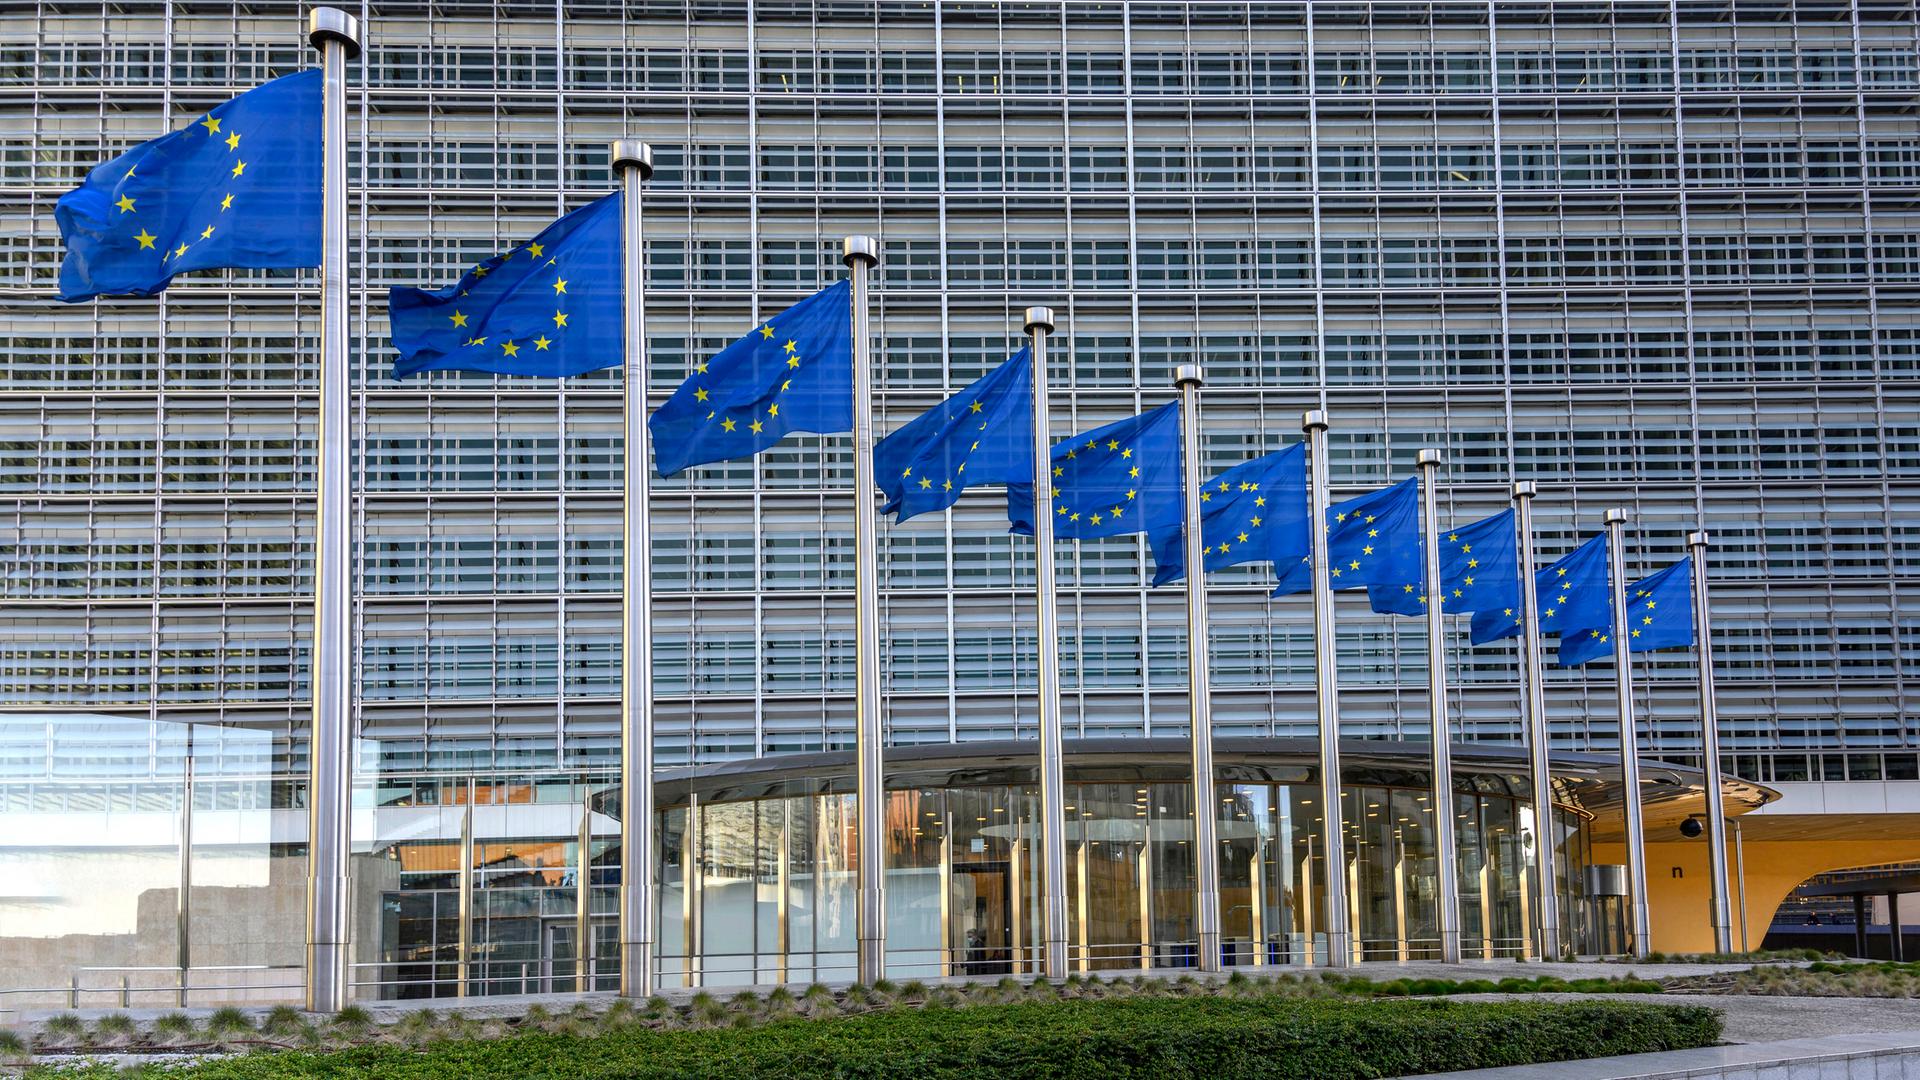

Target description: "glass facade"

left=0, top=0, right=1911, bottom=1001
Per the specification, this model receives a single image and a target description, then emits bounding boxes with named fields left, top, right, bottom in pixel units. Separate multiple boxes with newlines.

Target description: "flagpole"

left=612, top=140, right=657, bottom=998
left=843, top=235, right=885, bottom=985
left=1176, top=366, right=1222, bottom=973
left=1415, top=450, right=1461, bottom=963
left=1603, top=507, right=1652, bottom=958
left=1025, top=307, right=1069, bottom=980
left=1512, top=481, right=1560, bottom=960
left=1687, top=531, right=1734, bottom=954
left=1302, top=410, right=1351, bottom=967
left=304, top=5, right=359, bottom=1015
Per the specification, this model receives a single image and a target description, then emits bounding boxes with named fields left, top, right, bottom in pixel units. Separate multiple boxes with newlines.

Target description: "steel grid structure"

left=0, top=0, right=1916, bottom=860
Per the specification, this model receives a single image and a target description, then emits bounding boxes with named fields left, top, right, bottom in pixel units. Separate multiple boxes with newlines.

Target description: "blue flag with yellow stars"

left=1469, top=529, right=1613, bottom=646
left=1270, top=476, right=1423, bottom=597
left=1367, top=508, right=1520, bottom=618
left=55, top=70, right=321, bottom=303
left=389, top=193, right=619, bottom=379
left=1008, top=402, right=1184, bottom=577
left=1555, top=556, right=1695, bottom=667
left=874, top=348, right=1033, bottom=524
left=649, top=281, right=854, bottom=478
left=1151, top=443, right=1309, bottom=587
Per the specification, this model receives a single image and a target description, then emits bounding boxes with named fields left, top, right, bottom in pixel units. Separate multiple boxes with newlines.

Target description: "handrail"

left=0, top=964, right=304, bottom=1009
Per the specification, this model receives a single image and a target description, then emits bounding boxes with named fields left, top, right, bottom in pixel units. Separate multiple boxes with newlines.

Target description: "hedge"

left=39, top=995, right=1722, bottom=1080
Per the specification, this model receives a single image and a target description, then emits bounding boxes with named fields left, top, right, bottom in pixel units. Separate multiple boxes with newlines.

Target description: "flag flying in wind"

left=874, top=348, right=1033, bottom=524
left=1367, top=508, right=1520, bottom=618
left=1151, top=443, right=1310, bottom=587
left=649, top=280, right=855, bottom=478
left=1469, top=529, right=1613, bottom=646
left=389, top=193, right=621, bottom=379
left=1009, top=402, right=1184, bottom=578
left=1271, top=476, right=1423, bottom=597
left=1555, top=556, right=1695, bottom=667
left=56, top=70, right=321, bottom=302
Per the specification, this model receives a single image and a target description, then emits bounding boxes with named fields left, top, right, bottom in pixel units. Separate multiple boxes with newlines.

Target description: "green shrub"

left=41, top=996, right=1721, bottom=1080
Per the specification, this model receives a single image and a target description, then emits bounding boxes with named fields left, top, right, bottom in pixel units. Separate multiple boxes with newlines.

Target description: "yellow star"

left=970, top=401, right=983, bottom=413
left=1349, top=560, right=1361, bottom=570
left=451, top=311, right=469, bottom=328
left=1557, top=568, right=1568, bottom=577
left=721, top=418, right=737, bottom=432
left=786, top=355, right=800, bottom=369
left=1467, top=558, right=1478, bottom=568
left=1404, top=584, right=1415, bottom=593
left=553, top=310, right=569, bottom=327
left=231, top=160, right=246, bottom=178
left=919, top=477, right=932, bottom=489
left=750, top=419, right=765, bottom=433
left=1238, top=482, right=1250, bottom=492
left=468, top=336, right=488, bottom=346
left=902, top=467, right=912, bottom=477
left=1631, top=629, right=1641, bottom=638
left=1069, top=512, right=1080, bottom=522
left=1453, top=588, right=1463, bottom=598
left=1250, top=516, right=1262, bottom=527
left=225, top=131, right=240, bottom=151
left=1066, top=450, right=1077, bottom=459
left=1362, top=545, right=1373, bottom=555
left=1219, top=542, right=1231, bottom=553
left=219, top=191, right=233, bottom=210
left=1464, top=576, right=1475, bottom=586
left=760, top=325, right=775, bottom=339
left=1237, top=531, right=1249, bottom=543
left=1643, top=615, right=1653, bottom=625
left=134, top=229, right=157, bottom=249
left=172, top=243, right=188, bottom=258
left=768, top=403, right=779, bottom=418
left=1053, top=466, right=1064, bottom=477
left=502, top=341, right=520, bottom=357
left=1121, top=447, right=1132, bottom=458
left=534, top=336, right=552, bottom=351
left=1201, top=492, right=1212, bottom=502
left=1085, top=439, right=1096, bottom=451
left=1108, top=439, right=1120, bottom=451
left=199, top=224, right=215, bottom=240
left=1218, top=480, right=1229, bottom=491
left=200, top=115, right=221, bottom=134
left=1336, top=512, right=1348, bottom=523
left=1254, top=496, right=1265, bottom=506
left=1090, top=513, right=1103, bottom=525
left=1368, top=528, right=1379, bottom=537
left=1126, top=489, right=1136, bottom=500
left=1365, top=515, right=1375, bottom=523
left=780, top=379, right=791, bottom=391
left=553, top=278, right=568, bottom=294
left=1646, top=600, right=1657, bottom=609
left=694, top=388, right=710, bottom=402
left=527, top=242, right=544, bottom=258
left=1128, top=466, right=1140, bottom=478
left=784, top=339, right=798, bottom=353
left=1057, top=505, right=1068, bottom=516
left=115, top=194, right=135, bottom=213
left=473, top=266, right=488, bottom=277
left=942, top=480, right=952, bottom=491
left=1449, top=533, right=1459, bottom=542
left=696, top=362, right=709, bottom=374
left=1112, top=506, right=1124, bottom=518
left=1461, top=544, right=1471, bottom=554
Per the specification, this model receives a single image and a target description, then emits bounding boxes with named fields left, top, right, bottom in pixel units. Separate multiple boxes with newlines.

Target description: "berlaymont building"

left=2, top=0, right=1919, bottom=1007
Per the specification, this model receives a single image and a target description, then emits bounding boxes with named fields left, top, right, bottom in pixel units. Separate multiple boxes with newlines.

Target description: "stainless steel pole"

left=1603, top=508, right=1652, bottom=958
left=1177, top=366, right=1222, bottom=973
left=304, top=5, right=359, bottom=1014
left=1026, top=307, right=1069, bottom=980
left=1416, top=450, right=1461, bottom=963
left=612, top=140, right=657, bottom=999
left=843, top=235, right=885, bottom=984
left=1512, top=481, right=1560, bottom=960
left=1688, top=532, right=1734, bottom=955
left=1734, top=818, right=1749, bottom=952
left=1303, top=410, right=1350, bottom=967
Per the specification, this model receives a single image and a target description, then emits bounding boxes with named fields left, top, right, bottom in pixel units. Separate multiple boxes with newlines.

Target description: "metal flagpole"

left=843, top=235, right=885, bottom=984
left=1687, top=531, right=1734, bottom=954
left=1303, top=411, right=1350, bottom=967
left=1177, top=366, right=1221, bottom=973
left=304, top=5, right=360, bottom=1014
left=1512, top=481, right=1560, bottom=960
left=1026, top=307, right=1069, bottom=980
left=1416, top=450, right=1461, bottom=963
left=612, top=140, right=657, bottom=998
left=1603, top=507, right=1652, bottom=958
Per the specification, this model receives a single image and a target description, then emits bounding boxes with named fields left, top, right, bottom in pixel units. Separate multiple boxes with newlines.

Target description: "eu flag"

left=1367, top=508, right=1520, bottom=618
left=1555, top=556, right=1695, bottom=667
left=874, top=348, right=1033, bottom=524
left=1009, top=402, right=1184, bottom=577
left=1151, top=444, right=1309, bottom=587
left=1271, top=476, right=1423, bottom=597
left=649, top=281, right=854, bottom=478
left=389, top=193, right=620, bottom=379
left=1469, top=529, right=1613, bottom=646
left=56, top=70, right=321, bottom=302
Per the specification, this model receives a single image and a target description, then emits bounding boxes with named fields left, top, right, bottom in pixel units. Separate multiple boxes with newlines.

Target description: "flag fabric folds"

left=649, top=280, right=855, bottom=478
left=1008, top=402, right=1184, bottom=577
left=56, top=70, right=322, bottom=303
left=1555, top=556, right=1695, bottom=667
left=1271, top=476, right=1423, bottom=597
left=389, top=193, right=621, bottom=380
left=1151, top=443, right=1310, bottom=587
left=1367, top=508, right=1520, bottom=618
left=874, top=348, right=1033, bottom=524
left=1470, top=529, right=1613, bottom=646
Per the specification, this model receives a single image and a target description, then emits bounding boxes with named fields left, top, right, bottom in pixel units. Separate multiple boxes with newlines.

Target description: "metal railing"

left=0, top=965, right=304, bottom=1011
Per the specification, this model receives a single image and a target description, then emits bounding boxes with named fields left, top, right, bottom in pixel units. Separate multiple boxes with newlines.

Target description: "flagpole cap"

left=1686, top=530, right=1710, bottom=549
left=1512, top=480, right=1538, bottom=499
left=308, top=7, right=362, bottom=59
left=1023, top=306, right=1056, bottom=335
left=1175, top=364, right=1203, bottom=389
left=1415, top=448, right=1443, bottom=469
left=1603, top=507, right=1630, bottom=526
left=1302, top=409, right=1329, bottom=433
left=842, top=235, right=878, bottom=267
left=610, top=140, right=655, bottom=180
